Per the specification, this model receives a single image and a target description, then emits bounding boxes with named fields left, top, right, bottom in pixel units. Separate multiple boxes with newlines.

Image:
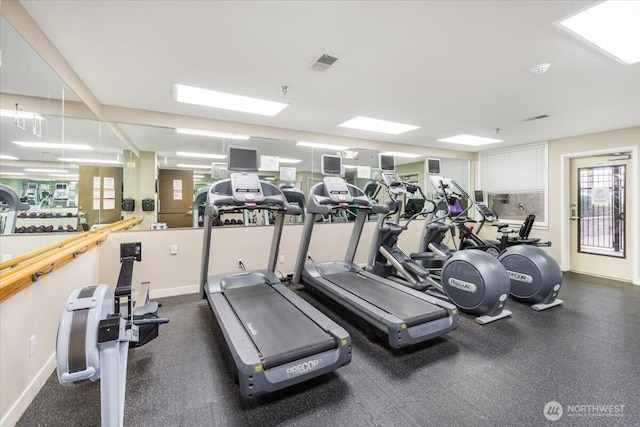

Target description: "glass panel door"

left=577, top=165, right=626, bottom=258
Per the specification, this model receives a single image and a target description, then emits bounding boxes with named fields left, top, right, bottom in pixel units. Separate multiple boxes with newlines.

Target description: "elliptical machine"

left=56, top=243, right=169, bottom=427
left=422, top=177, right=563, bottom=312
left=366, top=166, right=512, bottom=325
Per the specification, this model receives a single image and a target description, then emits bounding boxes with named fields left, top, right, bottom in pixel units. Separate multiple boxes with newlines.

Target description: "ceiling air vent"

left=523, top=114, right=549, bottom=122
left=310, top=54, right=338, bottom=72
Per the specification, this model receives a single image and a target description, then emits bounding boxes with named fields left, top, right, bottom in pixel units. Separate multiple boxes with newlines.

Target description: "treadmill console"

left=381, top=172, right=405, bottom=195
left=230, top=173, right=265, bottom=204
left=323, top=177, right=353, bottom=204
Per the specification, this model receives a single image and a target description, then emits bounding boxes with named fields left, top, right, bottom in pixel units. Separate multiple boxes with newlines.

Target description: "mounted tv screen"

left=379, top=154, right=395, bottom=171
left=227, top=146, right=259, bottom=172
left=321, top=155, right=342, bottom=176
left=427, top=158, right=441, bottom=174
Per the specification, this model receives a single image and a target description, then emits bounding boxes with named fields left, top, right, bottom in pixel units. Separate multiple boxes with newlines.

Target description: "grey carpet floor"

left=17, top=272, right=640, bottom=426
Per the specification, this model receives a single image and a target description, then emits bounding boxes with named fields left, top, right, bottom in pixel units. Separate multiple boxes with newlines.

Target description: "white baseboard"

left=1, top=353, right=56, bottom=427
left=149, top=284, right=199, bottom=299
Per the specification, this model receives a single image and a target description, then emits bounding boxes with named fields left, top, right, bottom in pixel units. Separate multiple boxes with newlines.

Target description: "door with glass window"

left=569, top=156, right=631, bottom=281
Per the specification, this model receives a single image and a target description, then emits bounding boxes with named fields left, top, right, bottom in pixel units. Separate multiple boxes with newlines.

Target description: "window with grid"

left=578, top=165, right=626, bottom=257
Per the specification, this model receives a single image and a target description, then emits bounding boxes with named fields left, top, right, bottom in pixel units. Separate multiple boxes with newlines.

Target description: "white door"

left=569, top=155, right=631, bottom=281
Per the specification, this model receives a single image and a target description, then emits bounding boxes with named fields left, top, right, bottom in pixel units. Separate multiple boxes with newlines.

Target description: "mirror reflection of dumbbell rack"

left=206, top=209, right=276, bottom=227
left=13, top=210, right=80, bottom=233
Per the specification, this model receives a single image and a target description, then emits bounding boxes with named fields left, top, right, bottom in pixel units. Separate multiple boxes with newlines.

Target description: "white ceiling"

left=8, top=1, right=640, bottom=161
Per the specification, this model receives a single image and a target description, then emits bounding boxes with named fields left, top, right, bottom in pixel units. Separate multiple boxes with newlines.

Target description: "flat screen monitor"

left=474, top=190, right=484, bottom=203
left=405, top=198, right=425, bottom=217
left=56, top=183, right=67, bottom=190
left=379, top=154, right=395, bottom=171
left=427, top=158, right=441, bottom=174
left=227, top=146, right=259, bottom=172
left=321, top=155, right=342, bottom=176
left=28, top=182, right=37, bottom=189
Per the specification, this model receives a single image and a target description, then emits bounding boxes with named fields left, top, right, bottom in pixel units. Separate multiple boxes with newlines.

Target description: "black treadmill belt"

left=322, top=272, right=447, bottom=327
left=225, top=284, right=337, bottom=369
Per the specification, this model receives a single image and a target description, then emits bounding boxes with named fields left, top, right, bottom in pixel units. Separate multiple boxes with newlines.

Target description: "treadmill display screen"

left=321, top=155, right=342, bottom=176
left=474, top=190, right=484, bottom=202
left=227, top=146, right=259, bottom=172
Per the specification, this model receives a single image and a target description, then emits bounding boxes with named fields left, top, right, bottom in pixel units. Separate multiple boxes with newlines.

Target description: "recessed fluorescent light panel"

left=175, top=128, right=250, bottom=140
left=339, top=116, right=420, bottom=135
left=437, top=134, right=503, bottom=146
left=193, top=174, right=205, bottom=178
left=0, top=155, right=18, bottom=160
left=58, top=158, right=122, bottom=165
left=173, top=83, right=288, bottom=116
left=176, top=151, right=227, bottom=159
left=556, top=1, right=640, bottom=65
left=0, top=172, right=25, bottom=176
left=278, top=158, right=302, bottom=164
left=380, top=151, right=421, bottom=159
left=49, top=174, right=79, bottom=178
left=176, top=163, right=214, bottom=169
left=25, top=168, right=69, bottom=173
left=296, top=141, right=350, bottom=151
left=13, top=141, right=93, bottom=150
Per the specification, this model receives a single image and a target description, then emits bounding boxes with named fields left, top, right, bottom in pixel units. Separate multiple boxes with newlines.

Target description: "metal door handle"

left=570, top=216, right=581, bottom=220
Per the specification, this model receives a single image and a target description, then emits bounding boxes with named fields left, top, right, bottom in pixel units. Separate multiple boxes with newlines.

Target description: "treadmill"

left=200, top=146, right=351, bottom=398
left=0, top=184, right=30, bottom=234
left=292, top=155, right=458, bottom=349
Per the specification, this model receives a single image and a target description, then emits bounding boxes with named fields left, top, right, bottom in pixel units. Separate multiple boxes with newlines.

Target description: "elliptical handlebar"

left=377, top=173, right=440, bottom=227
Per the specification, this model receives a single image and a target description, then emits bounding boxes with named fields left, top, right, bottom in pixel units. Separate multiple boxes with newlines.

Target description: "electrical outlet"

left=279, top=254, right=285, bottom=264
left=29, top=335, right=36, bottom=357
left=170, top=244, right=178, bottom=255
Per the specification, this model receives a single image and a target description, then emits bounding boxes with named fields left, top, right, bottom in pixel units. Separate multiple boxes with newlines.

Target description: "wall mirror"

left=113, top=121, right=470, bottom=229
left=0, top=16, right=127, bottom=242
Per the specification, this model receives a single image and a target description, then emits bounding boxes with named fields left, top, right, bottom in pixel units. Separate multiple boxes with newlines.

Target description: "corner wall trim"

left=0, top=353, right=56, bottom=427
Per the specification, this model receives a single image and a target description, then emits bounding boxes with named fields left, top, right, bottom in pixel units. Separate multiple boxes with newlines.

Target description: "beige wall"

left=549, top=127, right=639, bottom=283
left=477, top=126, right=639, bottom=284
left=97, top=220, right=425, bottom=297
left=0, top=234, right=69, bottom=260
